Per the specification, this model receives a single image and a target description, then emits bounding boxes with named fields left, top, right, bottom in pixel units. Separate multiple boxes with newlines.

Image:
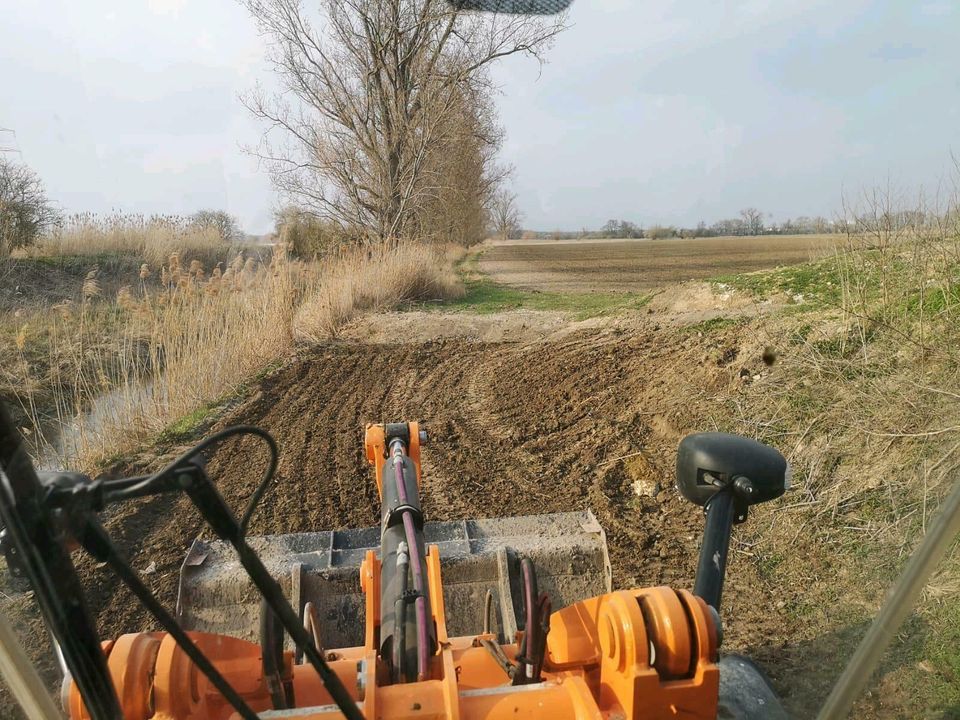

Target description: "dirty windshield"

left=1, top=2, right=958, bottom=719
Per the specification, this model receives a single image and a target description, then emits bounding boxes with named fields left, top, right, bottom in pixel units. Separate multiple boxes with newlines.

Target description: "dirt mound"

left=646, top=280, right=783, bottom=325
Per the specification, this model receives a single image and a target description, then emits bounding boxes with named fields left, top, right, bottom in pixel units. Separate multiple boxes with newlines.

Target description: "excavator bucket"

left=176, top=510, right=611, bottom=648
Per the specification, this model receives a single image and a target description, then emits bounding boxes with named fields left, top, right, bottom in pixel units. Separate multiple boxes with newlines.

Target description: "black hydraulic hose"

left=400, top=510, right=429, bottom=680
left=78, top=519, right=261, bottom=720
left=0, top=401, right=123, bottom=720
left=392, top=541, right=409, bottom=683
left=106, top=424, right=278, bottom=538
left=183, top=467, right=364, bottom=720
left=516, top=557, right=540, bottom=684
left=95, top=425, right=359, bottom=719
left=532, top=593, right=552, bottom=681
left=390, top=440, right=430, bottom=681
left=0, top=415, right=353, bottom=718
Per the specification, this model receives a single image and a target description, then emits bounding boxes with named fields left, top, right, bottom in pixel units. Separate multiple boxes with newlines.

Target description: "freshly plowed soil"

left=481, top=235, right=833, bottom=293
left=0, top=317, right=814, bottom=717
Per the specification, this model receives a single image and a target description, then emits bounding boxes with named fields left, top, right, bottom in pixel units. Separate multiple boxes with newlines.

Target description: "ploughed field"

left=479, top=235, right=833, bottom=293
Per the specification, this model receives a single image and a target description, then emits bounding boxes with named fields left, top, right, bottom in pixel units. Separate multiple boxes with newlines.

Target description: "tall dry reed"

left=33, top=246, right=311, bottom=470
left=20, top=240, right=461, bottom=469
left=33, top=212, right=226, bottom=266
left=294, top=242, right=464, bottom=341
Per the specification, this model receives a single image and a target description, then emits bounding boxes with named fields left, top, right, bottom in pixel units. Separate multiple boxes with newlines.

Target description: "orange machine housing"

left=71, top=424, right=721, bottom=719
left=71, top=571, right=719, bottom=719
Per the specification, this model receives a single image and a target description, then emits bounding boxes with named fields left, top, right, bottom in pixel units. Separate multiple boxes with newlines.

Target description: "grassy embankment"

left=696, top=229, right=960, bottom=713
left=448, top=230, right=960, bottom=714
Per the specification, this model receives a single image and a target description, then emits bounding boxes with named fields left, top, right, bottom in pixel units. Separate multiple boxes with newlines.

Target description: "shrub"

left=276, top=207, right=355, bottom=259
left=189, top=210, right=242, bottom=242
left=0, top=158, right=59, bottom=256
left=645, top=225, right=676, bottom=239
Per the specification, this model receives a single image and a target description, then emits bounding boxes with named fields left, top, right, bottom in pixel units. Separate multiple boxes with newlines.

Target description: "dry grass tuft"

left=706, top=187, right=960, bottom=640
left=294, top=243, right=464, bottom=341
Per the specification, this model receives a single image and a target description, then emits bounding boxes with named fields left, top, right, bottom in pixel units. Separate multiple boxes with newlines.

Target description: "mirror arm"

left=693, top=477, right=751, bottom=611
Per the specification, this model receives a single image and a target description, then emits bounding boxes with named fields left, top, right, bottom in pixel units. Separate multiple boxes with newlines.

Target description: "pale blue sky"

left=2, top=0, right=958, bottom=233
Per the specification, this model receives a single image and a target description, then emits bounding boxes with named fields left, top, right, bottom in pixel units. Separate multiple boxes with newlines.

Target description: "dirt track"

left=89, top=319, right=738, bottom=615
left=2, top=313, right=815, bottom=717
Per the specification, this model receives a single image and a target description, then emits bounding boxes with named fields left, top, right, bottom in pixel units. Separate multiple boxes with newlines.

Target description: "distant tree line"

left=1, top=150, right=245, bottom=257
left=520, top=208, right=856, bottom=241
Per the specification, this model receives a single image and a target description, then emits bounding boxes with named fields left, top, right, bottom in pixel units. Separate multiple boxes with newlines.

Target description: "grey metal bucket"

left=176, top=510, right=612, bottom=649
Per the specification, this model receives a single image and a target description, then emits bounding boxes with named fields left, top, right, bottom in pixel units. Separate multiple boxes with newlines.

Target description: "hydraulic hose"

left=514, top=557, right=545, bottom=684
left=392, top=541, right=409, bottom=682
left=391, top=441, right=430, bottom=681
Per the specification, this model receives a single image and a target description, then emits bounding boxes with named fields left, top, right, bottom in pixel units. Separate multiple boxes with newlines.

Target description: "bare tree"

left=600, top=219, right=642, bottom=238
left=190, top=209, right=243, bottom=242
left=739, top=207, right=764, bottom=235
left=242, top=0, right=566, bottom=244
left=0, top=157, right=58, bottom=257
left=489, top=187, right=523, bottom=240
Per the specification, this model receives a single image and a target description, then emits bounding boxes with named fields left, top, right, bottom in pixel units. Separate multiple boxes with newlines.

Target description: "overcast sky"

left=2, top=0, right=958, bottom=234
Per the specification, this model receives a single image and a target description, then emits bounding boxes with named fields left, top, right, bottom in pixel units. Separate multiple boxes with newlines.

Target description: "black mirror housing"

left=676, top=432, right=788, bottom=508
left=448, top=0, right=572, bottom=13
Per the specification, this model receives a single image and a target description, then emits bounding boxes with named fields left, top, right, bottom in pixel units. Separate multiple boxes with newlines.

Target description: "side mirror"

left=677, top=433, right=788, bottom=612
left=677, top=432, right=788, bottom=511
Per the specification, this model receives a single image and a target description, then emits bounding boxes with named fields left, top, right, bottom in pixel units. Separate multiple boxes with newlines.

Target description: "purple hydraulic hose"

left=391, top=441, right=430, bottom=681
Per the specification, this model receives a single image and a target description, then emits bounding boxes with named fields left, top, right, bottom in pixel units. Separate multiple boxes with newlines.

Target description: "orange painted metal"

left=104, top=633, right=162, bottom=720
left=364, top=422, right=422, bottom=498
left=425, top=544, right=459, bottom=719
left=68, top=640, right=114, bottom=720
left=360, top=549, right=381, bottom=652
left=71, top=582, right=721, bottom=720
